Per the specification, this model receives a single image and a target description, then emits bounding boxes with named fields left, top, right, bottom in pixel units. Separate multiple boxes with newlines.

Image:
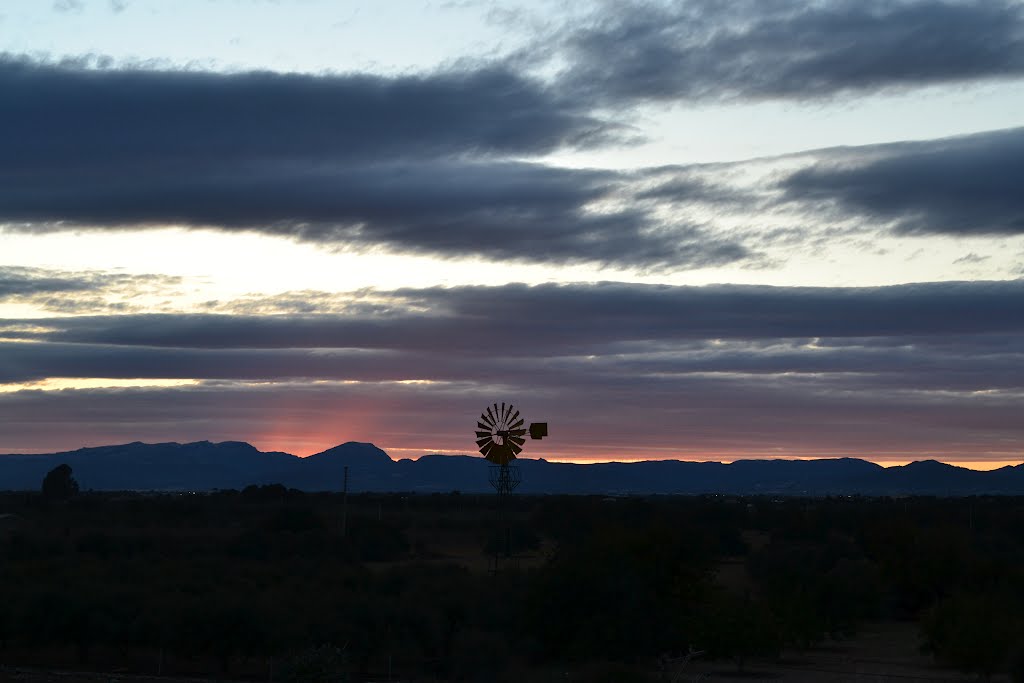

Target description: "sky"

left=1, top=0, right=1023, bottom=468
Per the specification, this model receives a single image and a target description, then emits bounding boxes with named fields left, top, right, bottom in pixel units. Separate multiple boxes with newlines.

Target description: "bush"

left=280, top=644, right=350, bottom=683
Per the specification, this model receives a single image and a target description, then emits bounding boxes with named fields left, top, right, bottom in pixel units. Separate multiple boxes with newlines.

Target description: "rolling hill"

left=2, top=441, right=1022, bottom=495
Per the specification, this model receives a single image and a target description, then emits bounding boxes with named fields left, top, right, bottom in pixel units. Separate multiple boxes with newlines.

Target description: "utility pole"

left=341, top=465, right=349, bottom=537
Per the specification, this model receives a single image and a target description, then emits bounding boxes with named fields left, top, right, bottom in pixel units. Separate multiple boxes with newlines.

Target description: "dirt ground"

left=677, top=621, right=999, bottom=682
left=0, top=671, right=222, bottom=683
left=0, top=623, right=994, bottom=683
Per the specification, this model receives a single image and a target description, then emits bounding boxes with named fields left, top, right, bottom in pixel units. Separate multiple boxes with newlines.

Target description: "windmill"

left=474, top=401, right=546, bottom=495
left=475, top=402, right=547, bottom=569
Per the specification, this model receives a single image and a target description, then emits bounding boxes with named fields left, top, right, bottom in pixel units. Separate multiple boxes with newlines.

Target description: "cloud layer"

left=6, top=2, right=1024, bottom=268
left=3, top=280, right=1022, bottom=460
left=8, top=279, right=1024, bottom=350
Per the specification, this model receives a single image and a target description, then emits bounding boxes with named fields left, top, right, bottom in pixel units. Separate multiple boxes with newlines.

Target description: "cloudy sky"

left=1, top=0, right=1023, bottom=467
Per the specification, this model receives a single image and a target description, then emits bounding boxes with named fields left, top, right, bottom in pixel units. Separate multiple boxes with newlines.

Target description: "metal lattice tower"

left=487, top=462, right=521, bottom=495
left=474, top=402, right=547, bottom=569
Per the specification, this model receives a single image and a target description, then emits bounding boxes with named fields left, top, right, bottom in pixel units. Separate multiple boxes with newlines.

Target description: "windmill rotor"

left=474, top=402, right=545, bottom=466
left=476, top=401, right=524, bottom=465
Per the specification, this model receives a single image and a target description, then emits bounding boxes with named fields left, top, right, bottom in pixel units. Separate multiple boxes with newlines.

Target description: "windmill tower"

left=474, top=402, right=547, bottom=567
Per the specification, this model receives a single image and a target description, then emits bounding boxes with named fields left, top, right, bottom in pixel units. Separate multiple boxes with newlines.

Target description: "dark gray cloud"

left=6, top=279, right=1023, bottom=353
left=2, top=334, right=1022, bottom=395
left=0, top=342, right=437, bottom=384
left=1, top=360, right=1020, bottom=459
left=781, top=127, right=1024, bottom=235
left=0, top=159, right=744, bottom=269
left=0, top=56, right=755, bottom=269
left=0, top=55, right=607, bottom=167
left=551, top=0, right=1024, bottom=105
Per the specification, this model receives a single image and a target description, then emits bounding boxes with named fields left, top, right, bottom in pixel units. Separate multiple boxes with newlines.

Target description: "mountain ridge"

left=0, top=440, right=1021, bottom=495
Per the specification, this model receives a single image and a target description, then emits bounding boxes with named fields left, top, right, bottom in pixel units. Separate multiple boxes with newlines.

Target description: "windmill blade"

left=475, top=402, right=540, bottom=467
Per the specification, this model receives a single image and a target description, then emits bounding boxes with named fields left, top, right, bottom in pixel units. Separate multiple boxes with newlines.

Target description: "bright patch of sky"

left=2, top=0, right=554, bottom=76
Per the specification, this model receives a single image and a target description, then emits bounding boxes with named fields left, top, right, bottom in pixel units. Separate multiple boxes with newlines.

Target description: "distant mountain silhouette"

left=0, top=441, right=1021, bottom=495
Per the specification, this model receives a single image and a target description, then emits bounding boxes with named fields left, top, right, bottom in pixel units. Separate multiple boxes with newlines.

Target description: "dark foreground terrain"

left=1, top=489, right=1023, bottom=681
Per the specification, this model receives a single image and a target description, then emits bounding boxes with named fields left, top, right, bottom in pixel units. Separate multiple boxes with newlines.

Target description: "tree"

left=525, top=524, right=711, bottom=661
left=698, top=591, right=781, bottom=671
left=922, top=591, right=1022, bottom=680
left=281, top=645, right=350, bottom=683
left=41, top=463, right=79, bottom=501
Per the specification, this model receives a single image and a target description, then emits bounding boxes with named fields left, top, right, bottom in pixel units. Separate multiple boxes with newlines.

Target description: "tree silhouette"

left=41, top=463, right=79, bottom=501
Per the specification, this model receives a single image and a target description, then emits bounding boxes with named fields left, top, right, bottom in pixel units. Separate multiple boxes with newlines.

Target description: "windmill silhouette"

left=474, top=402, right=547, bottom=569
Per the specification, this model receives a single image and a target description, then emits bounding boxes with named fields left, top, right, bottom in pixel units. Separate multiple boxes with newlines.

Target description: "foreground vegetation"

left=1, top=486, right=1023, bottom=681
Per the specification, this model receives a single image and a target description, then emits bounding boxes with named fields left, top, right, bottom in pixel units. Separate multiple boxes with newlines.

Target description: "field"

left=1, top=489, right=1022, bottom=681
